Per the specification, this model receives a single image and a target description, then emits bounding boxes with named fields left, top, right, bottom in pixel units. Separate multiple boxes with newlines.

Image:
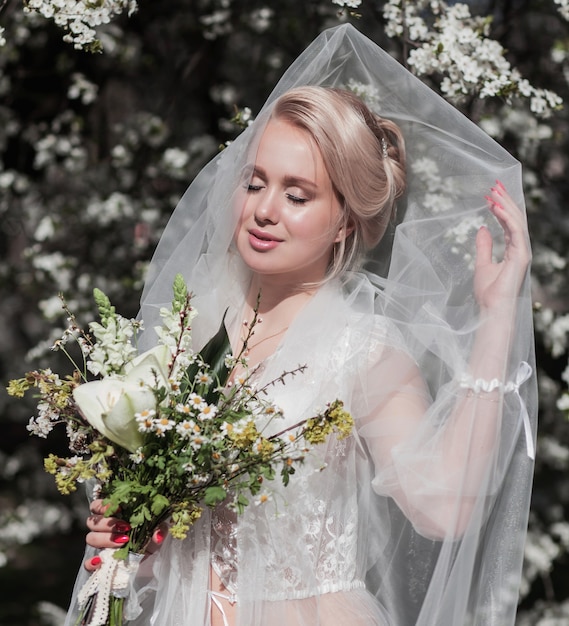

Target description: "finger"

left=145, top=524, right=169, bottom=555
left=489, top=183, right=527, bottom=232
left=475, top=225, right=494, bottom=268
left=86, top=513, right=128, bottom=532
left=86, top=529, right=131, bottom=549
left=84, top=554, right=102, bottom=572
left=89, top=499, right=107, bottom=515
left=486, top=187, right=530, bottom=260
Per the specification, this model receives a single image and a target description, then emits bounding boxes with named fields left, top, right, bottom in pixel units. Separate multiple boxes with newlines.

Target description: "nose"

left=253, top=187, right=279, bottom=224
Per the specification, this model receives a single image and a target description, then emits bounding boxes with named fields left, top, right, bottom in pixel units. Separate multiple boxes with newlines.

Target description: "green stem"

left=110, top=595, right=125, bottom=625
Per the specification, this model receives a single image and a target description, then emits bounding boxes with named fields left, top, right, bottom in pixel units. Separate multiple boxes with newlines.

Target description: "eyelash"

left=246, top=185, right=308, bottom=205
left=286, top=194, right=307, bottom=205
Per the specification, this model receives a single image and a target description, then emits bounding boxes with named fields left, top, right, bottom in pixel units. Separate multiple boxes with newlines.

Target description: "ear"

left=334, top=217, right=355, bottom=243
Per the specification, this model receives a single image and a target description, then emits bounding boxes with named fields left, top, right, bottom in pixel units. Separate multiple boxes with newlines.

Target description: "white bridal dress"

left=65, top=24, right=537, bottom=626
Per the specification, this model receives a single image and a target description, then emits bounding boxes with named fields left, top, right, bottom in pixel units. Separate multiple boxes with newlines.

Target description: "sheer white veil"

left=132, top=23, right=536, bottom=626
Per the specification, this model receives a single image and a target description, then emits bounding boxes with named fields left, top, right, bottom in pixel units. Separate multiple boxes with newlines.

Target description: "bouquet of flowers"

left=7, top=275, right=353, bottom=626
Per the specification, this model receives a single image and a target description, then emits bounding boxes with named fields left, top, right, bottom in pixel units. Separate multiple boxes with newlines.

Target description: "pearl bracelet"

left=459, top=375, right=503, bottom=394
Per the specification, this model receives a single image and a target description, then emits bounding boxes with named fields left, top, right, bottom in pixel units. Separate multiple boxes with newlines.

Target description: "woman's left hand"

left=474, top=181, right=531, bottom=311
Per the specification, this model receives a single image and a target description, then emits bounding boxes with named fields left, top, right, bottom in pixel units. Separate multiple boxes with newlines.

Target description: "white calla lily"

left=73, top=345, right=172, bottom=452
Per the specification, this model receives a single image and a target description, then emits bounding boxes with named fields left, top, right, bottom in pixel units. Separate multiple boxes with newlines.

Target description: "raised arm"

left=361, top=183, right=532, bottom=539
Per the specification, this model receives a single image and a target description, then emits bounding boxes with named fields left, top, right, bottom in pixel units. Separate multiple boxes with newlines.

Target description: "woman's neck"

left=244, top=275, right=315, bottom=327
left=227, top=276, right=317, bottom=368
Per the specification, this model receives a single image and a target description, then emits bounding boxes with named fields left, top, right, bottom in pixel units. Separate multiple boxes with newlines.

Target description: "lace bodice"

left=211, top=506, right=239, bottom=596
left=211, top=422, right=365, bottom=601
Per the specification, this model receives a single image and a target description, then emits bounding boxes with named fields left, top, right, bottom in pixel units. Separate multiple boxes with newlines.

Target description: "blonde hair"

left=272, top=86, right=406, bottom=279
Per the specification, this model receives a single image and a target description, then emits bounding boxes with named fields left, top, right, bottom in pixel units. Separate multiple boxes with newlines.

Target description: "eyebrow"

left=251, top=165, right=317, bottom=190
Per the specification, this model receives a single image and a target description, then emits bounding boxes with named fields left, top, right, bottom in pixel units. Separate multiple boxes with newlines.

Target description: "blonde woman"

left=68, top=25, right=536, bottom=626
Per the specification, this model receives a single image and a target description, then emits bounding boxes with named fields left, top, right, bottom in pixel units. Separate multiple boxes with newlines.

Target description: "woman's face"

left=235, top=117, right=345, bottom=287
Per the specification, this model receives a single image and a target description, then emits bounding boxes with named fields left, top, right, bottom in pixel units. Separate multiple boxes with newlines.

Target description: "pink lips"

left=248, top=229, right=283, bottom=251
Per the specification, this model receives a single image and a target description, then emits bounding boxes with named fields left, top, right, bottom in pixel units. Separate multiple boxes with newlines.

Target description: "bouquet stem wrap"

left=77, top=550, right=144, bottom=626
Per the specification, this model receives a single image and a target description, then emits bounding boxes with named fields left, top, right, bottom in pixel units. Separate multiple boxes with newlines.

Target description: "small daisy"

left=176, top=403, right=193, bottom=415
left=169, top=379, right=181, bottom=394
left=176, top=420, right=196, bottom=438
left=220, top=421, right=234, bottom=436
left=135, top=409, right=156, bottom=433
left=254, top=492, right=272, bottom=506
left=188, top=393, right=206, bottom=411
left=154, top=417, right=175, bottom=437
left=190, top=435, right=207, bottom=450
left=129, top=449, right=145, bottom=463
left=198, top=404, right=218, bottom=420
left=196, top=371, right=212, bottom=385
left=190, top=473, right=210, bottom=486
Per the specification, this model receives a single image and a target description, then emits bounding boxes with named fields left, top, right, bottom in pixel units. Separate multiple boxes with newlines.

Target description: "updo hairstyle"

left=272, top=86, right=406, bottom=278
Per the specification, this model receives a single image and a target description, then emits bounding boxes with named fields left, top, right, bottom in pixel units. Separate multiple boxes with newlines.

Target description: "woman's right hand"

left=84, top=499, right=131, bottom=571
left=84, top=499, right=167, bottom=571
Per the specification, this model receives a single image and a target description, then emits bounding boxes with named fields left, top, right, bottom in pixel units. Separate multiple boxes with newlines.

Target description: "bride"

left=67, top=24, right=536, bottom=626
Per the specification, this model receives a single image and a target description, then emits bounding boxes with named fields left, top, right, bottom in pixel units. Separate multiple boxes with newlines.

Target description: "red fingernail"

left=155, top=529, right=165, bottom=544
left=114, top=521, right=131, bottom=533
left=491, top=186, right=502, bottom=196
left=113, top=534, right=130, bottom=544
left=496, top=179, right=505, bottom=190
left=90, top=556, right=102, bottom=567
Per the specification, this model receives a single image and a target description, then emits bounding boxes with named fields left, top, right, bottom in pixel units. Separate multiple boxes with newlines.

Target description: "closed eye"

left=247, top=184, right=263, bottom=193
left=286, top=194, right=308, bottom=205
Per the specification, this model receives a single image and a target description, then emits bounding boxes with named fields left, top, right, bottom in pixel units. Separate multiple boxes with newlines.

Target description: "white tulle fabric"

left=64, top=24, right=536, bottom=626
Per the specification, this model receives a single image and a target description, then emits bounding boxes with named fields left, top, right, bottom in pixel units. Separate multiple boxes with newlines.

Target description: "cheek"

left=287, top=207, right=338, bottom=242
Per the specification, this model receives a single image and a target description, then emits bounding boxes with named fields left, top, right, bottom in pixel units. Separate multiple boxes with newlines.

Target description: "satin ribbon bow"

left=504, top=360, right=535, bottom=460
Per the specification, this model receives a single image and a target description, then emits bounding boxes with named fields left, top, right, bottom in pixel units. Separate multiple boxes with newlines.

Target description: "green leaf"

left=235, top=493, right=249, bottom=514
left=185, top=310, right=231, bottom=403
left=151, top=494, right=170, bottom=516
left=260, top=465, right=275, bottom=481
left=113, top=545, right=129, bottom=561
left=130, top=504, right=152, bottom=526
left=204, top=485, right=227, bottom=507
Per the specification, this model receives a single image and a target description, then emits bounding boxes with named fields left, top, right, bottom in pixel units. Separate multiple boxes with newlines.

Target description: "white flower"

left=153, top=417, right=175, bottom=436
left=68, top=72, right=98, bottom=104
left=220, top=421, right=234, bottom=437
left=162, top=147, right=189, bottom=170
left=332, top=0, right=362, bottom=8
left=176, top=420, right=197, bottom=438
left=557, top=393, right=569, bottom=411
left=27, top=408, right=55, bottom=438
left=25, top=0, right=139, bottom=50
left=199, top=404, right=218, bottom=420
left=249, top=7, right=273, bottom=33
left=135, top=409, right=156, bottom=433
left=73, top=345, right=170, bottom=451
left=196, top=371, right=213, bottom=386
left=187, top=393, right=206, bottom=412
left=254, top=492, right=272, bottom=506
left=385, top=0, right=562, bottom=118
left=190, top=435, right=207, bottom=450
left=129, top=449, right=144, bottom=464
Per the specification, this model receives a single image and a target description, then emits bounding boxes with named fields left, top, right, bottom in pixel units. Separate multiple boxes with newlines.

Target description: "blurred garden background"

left=1, top=0, right=569, bottom=624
